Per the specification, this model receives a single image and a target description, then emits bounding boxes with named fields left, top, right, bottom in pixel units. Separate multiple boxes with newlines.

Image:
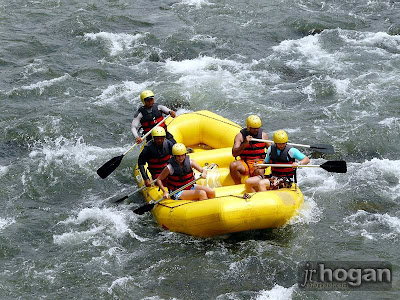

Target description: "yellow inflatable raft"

left=133, top=110, right=304, bottom=237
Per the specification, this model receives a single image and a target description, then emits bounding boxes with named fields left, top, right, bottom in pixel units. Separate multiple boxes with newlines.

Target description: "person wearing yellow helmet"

left=245, top=130, right=310, bottom=192
left=156, top=143, right=215, bottom=201
left=229, top=115, right=271, bottom=184
left=137, top=127, right=174, bottom=187
left=131, top=90, right=177, bottom=144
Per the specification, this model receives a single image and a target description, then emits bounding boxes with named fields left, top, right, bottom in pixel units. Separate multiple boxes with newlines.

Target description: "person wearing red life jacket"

left=131, top=90, right=176, bottom=144
left=156, top=143, right=215, bottom=201
left=229, top=115, right=271, bottom=184
left=138, top=127, right=174, bottom=187
left=245, top=130, right=310, bottom=192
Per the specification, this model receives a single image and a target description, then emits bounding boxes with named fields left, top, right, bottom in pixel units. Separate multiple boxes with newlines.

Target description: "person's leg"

left=195, top=185, right=215, bottom=199
left=229, top=160, right=247, bottom=184
left=179, top=189, right=207, bottom=201
left=258, top=178, right=271, bottom=191
left=245, top=176, right=261, bottom=192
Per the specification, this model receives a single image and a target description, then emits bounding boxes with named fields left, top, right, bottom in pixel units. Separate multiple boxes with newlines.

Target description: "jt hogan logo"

left=298, top=261, right=392, bottom=291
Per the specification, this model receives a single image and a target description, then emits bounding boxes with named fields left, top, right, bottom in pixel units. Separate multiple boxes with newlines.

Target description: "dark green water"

left=1, top=0, right=400, bottom=299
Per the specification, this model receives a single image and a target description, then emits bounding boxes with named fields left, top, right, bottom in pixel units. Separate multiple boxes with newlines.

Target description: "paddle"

left=256, top=160, right=347, bottom=173
left=111, top=179, right=157, bottom=204
left=251, top=138, right=335, bottom=154
left=96, top=116, right=170, bottom=179
left=132, top=176, right=202, bottom=215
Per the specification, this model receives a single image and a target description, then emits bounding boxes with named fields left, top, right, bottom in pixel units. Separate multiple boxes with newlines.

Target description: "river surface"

left=1, top=0, right=400, bottom=299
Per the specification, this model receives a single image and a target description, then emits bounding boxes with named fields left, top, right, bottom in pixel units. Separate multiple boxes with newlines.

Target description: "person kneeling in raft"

left=245, top=130, right=310, bottom=192
left=156, top=143, right=215, bottom=200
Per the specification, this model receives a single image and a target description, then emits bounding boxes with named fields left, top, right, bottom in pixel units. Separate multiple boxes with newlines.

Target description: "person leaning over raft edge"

left=131, top=90, right=177, bottom=144
left=229, top=115, right=271, bottom=184
left=138, top=127, right=174, bottom=188
left=245, top=129, right=310, bottom=192
left=156, top=143, right=215, bottom=201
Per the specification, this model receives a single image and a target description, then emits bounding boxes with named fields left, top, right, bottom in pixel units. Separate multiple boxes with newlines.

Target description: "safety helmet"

left=172, top=143, right=187, bottom=156
left=151, top=126, right=166, bottom=139
left=273, top=130, right=288, bottom=143
left=246, top=115, right=262, bottom=130
left=140, top=90, right=155, bottom=104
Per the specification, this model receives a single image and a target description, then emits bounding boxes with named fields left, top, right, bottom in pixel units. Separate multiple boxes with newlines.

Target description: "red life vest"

left=166, top=156, right=195, bottom=192
left=270, top=144, right=296, bottom=178
left=146, top=140, right=172, bottom=178
left=139, top=103, right=167, bottom=134
left=239, top=128, right=266, bottom=161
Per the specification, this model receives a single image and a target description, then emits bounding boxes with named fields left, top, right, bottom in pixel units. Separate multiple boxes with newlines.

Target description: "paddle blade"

left=133, top=203, right=155, bottom=215
left=112, top=195, right=128, bottom=204
left=309, top=144, right=335, bottom=154
left=97, top=154, right=124, bottom=179
left=320, top=160, right=347, bottom=173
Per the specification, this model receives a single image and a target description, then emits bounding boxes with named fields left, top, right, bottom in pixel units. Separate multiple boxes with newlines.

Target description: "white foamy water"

left=22, top=59, right=49, bottom=78
left=0, top=217, right=16, bottom=231
left=0, top=165, right=9, bottom=177
left=344, top=210, right=400, bottom=240
left=83, top=32, right=144, bottom=56
left=164, top=56, right=279, bottom=101
left=107, top=276, right=135, bottom=295
left=255, top=285, right=296, bottom=300
left=5, top=74, right=71, bottom=96
left=272, top=33, right=341, bottom=71
left=94, top=80, right=155, bottom=106
left=54, top=207, right=147, bottom=245
left=379, top=117, right=400, bottom=128
left=28, top=136, right=126, bottom=171
left=180, top=0, right=212, bottom=9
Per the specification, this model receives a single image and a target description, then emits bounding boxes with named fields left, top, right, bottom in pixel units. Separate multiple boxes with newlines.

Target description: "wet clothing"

left=131, top=103, right=176, bottom=143
left=138, top=139, right=174, bottom=181
left=165, top=156, right=195, bottom=192
left=264, top=145, right=306, bottom=189
left=239, top=159, right=265, bottom=177
left=238, top=128, right=266, bottom=161
left=236, top=128, right=267, bottom=177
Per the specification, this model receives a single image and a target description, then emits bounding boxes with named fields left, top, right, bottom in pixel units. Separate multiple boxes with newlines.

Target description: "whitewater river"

left=1, top=0, right=399, bottom=299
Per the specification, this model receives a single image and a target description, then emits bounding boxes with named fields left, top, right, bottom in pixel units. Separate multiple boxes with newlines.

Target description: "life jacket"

left=239, top=128, right=266, bottom=161
left=139, top=103, right=167, bottom=134
left=166, top=156, right=195, bottom=192
left=270, top=144, right=296, bottom=178
left=146, top=140, right=172, bottom=178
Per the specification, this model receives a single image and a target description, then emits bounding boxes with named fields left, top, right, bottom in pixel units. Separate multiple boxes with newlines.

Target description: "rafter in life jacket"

left=146, top=140, right=172, bottom=178
left=270, top=144, right=296, bottom=178
left=166, top=156, right=195, bottom=192
left=139, top=103, right=167, bottom=134
left=239, top=128, right=266, bottom=161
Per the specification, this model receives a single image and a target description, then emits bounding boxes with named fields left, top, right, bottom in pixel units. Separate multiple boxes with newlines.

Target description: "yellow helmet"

left=151, top=126, right=166, bottom=139
left=140, top=90, right=155, bottom=104
left=273, top=130, right=288, bottom=143
left=246, top=115, right=262, bottom=130
left=172, top=143, right=187, bottom=156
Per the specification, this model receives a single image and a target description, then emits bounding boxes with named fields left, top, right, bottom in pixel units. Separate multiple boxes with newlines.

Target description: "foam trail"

left=180, top=0, right=212, bottom=8
left=28, top=136, right=126, bottom=170
left=0, top=166, right=9, bottom=177
left=94, top=80, right=154, bottom=106
left=255, top=285, right=296, bottom=300
left=54, top=207, right=147, bottom=246
left=0, top=217, right=16, bottom=232
left=344, top=210, right=400, bottom=240
left=84, top=32, right=144, bottom=56
left=107, top=276, right=134, bottom=295
left=5, top=74, right=71, bottom=96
